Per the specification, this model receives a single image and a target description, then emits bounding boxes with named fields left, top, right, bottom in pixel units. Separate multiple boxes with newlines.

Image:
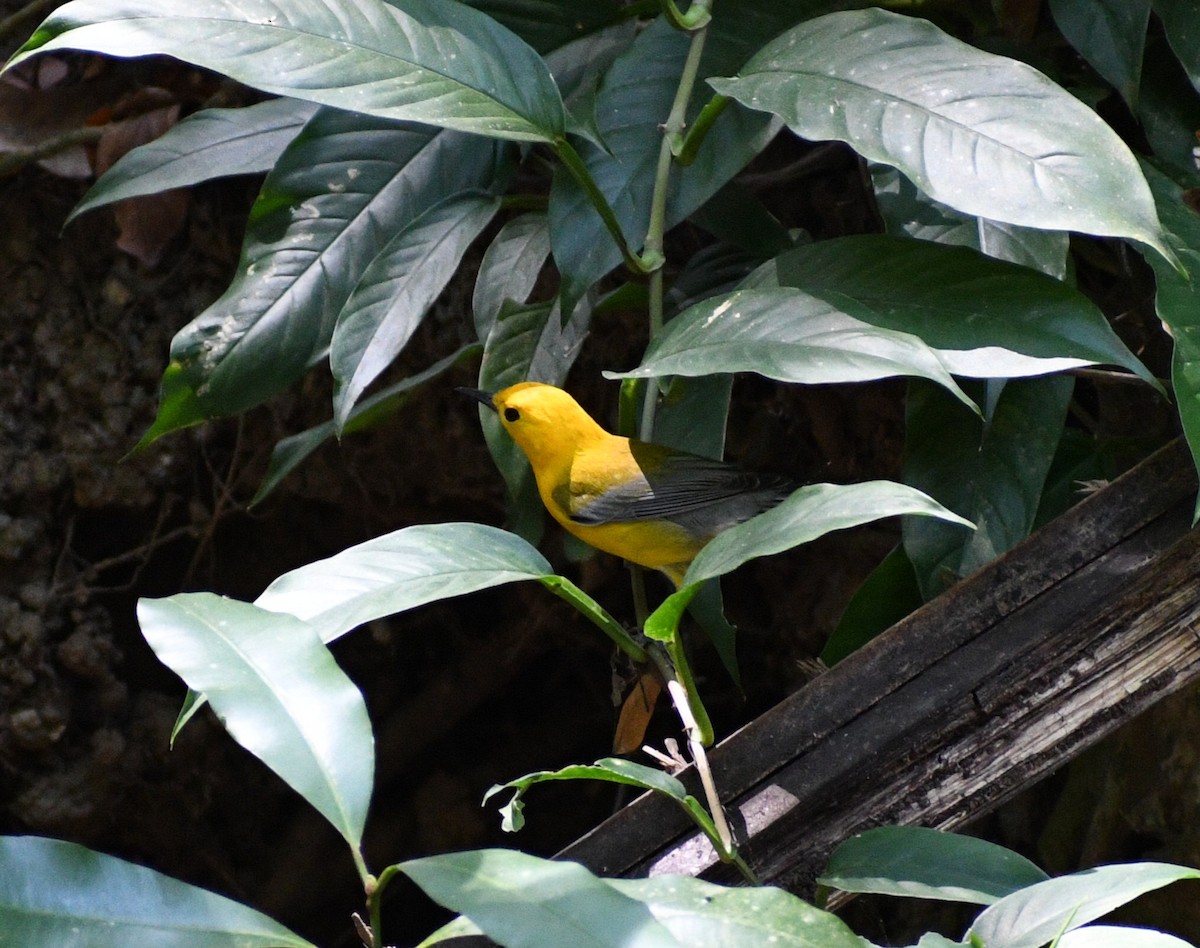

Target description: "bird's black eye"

left=504, top=407, right=520, bottom=422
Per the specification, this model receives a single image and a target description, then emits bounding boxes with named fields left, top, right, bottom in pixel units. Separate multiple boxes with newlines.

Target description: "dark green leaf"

left=689, top=182, right=792, bottom=259
left=251, top=345, right=477, bottom=506
left=682, top=481, right=972, bottom=587
left=549, top=14, right=781, bottom=316
left=607, top=876, right=865, bottom=948
left=969, top=863, right=1200, bottom=948
left=152, top=111, right=504, bottom=431
left=710, top=8, right=1173, bottom=261
left=169, top=688, right=205, bottom=747
left=608, top=286, right=976, bottom=411
left=400, top=850, right=682, bottom=948
left=902, top=377, right=1073, bottom=599
left=70, top=97, right=318, bottom=222
left=871, top=165, right=1069, bottom=279
left=821, top=826, right=1049, bottom=905
left=331, top=192, right=500, bottom=427
left=1048, top=0, right=1149, bottom=108
left=476, top=296, right=591, bottom=542
left=1058, top=926, right=1198, bottom=948
left=484, top=758, right=699, bottom=831
left=644, top=583, right=701, bottom=643
left=1137, top=34, right=1200, bottom=174
left=254, top=519, right=640, bottom=657
left=254, top=522, right=553, bottom=643
left=472, top=212, right=552, bottom=341
left=1155, top=0, right=1200, bottom=100
left=14, top=0, right=565, bottom=142
left=773, top=236, right=1156, bottom=387
left=905, top=936, right=968, bottom=948
left=821, top=544, right=921, bottom=665
left=0, top=836, right=312, bottom=947
left=1033, top=429, right=1131, bottom=530
left=653, top=375, right=733, bottom=461
left=131, top=360, right=207, bottom=448
left=1132, top=161, right=1200, bottom=520
left=466, top=0, right=625, bottom=55
left=137, top=594, right=373, bottom=858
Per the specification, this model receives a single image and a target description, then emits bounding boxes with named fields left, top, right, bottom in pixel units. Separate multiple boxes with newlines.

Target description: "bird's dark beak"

left=456, top=387, right=497, bottom=413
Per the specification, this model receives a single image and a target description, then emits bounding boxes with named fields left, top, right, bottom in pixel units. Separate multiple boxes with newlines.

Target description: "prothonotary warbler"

left=463, top=382, right=794, bottom=586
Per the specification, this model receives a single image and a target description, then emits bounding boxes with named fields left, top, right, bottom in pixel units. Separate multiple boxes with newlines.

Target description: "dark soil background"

left=2, top=6, right=1199, bottom=947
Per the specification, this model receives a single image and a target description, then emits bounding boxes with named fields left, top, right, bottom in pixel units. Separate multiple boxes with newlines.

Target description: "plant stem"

left=665, top=675, right=733, bottom=856
left=0, top=126, right=103, bottom=178
left=542, top=576, right=648, bottom=664
left=367, top=864, right=401, bottom=948
left=658, top=0, right=713, bottom=31
left=639, top=13, right=711, bottom=439
left=672, top=94, right=728, bottom=165
left=552, top=137, right=659, bottom=275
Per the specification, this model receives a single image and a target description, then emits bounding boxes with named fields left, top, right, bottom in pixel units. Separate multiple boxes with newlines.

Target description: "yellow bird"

left=464, top=382, right=794, bottom=586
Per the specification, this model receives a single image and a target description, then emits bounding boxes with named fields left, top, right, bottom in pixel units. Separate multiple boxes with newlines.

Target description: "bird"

left=462, top=382, right=794, bottom=586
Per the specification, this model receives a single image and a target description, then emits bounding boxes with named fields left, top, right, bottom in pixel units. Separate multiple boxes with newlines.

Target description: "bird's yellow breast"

left=532, top=437, right=704, bottom=585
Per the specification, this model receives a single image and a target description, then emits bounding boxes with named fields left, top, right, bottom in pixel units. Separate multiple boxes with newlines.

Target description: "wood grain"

left=559, top=438, right=1200, bottom=894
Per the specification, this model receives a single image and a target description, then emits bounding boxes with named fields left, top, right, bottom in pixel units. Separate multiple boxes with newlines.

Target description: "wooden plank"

left=559, top=438, right=1200, bottom=891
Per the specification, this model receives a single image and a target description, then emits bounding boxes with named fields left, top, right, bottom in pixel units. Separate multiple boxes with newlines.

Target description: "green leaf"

left=154, top=111, right=504, bottom=430
left=13, top=0, right=565, bottom=142
left=476, top=303, right=553, bottom=544
left=400, top=849, right=682, bottom=948
left=476, top=295, right=591, bottom=542
left=467, top=0, right=625, bottom=55
left=644, top=583, right=701, bottom=643
left=472, top=212, right=552, bottom=341
left=549, top=12, right=781, bottom=316
left=607, top=286, right=977, bottom=412
left=484, top=758, right=709, bottom=834
left=1139, top=161, right=1200, bottom=520
left=1057, top=926, right=1199, bottom=948
left=1047, top=0, right=1150, bottom=108
left=772, top=236, right=1157, bottom=388
left=653, top=375, right=733, bottom=461
left=416, top=914, right=485, bottom=947
left=169, top=688, right=205, bottom=747
left=536, top=575, right=646, bottom=661
left=69, top=97, right=318, bottom=222
left=902, top=377, right=1074, bottom=600
left=251, top=344, right=477, bottom=506
left=607, top=876, right=865, bottom=948
left=821, top=544, right=921, bottom=666
left=0, top=836, right=313, bottom=947
left=331, top=191, right=500, bottom=427
left=1155, top=0, right=1200, bottom=99
left=253, top=520, right=641, bottom=657
left=1137, top=34, right=1200, bottom=174
left=709, top=8, right=1174, bottom=262
left=681, top=481, right=973, bottom=588
left=968, top=863, right=1200, bottom=948
left=820, top=826, right=1049, bottom=906
left=685, top=580, right=741, bottom=688
left=131, top=360, right=208, bottom=449
left=689, top=182, right=792, bottom=259
left=871, top=165, right=1070, bottom=280
left=905, top=936, right=968, bottom=948
left=136, top=595, right=373, bottom=864
left=255, top=522, right=553, bottom=642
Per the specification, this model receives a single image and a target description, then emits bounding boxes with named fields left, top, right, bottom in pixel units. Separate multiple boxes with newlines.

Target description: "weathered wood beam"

left=560, top=438, right=1200, bottom=894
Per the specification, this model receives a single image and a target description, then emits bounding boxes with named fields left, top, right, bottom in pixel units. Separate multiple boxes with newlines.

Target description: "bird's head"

left=461, top=382, right=605, bottom=466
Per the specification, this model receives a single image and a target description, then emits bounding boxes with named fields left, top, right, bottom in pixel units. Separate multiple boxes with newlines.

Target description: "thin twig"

left=0, top=126, right=103, bottom=177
